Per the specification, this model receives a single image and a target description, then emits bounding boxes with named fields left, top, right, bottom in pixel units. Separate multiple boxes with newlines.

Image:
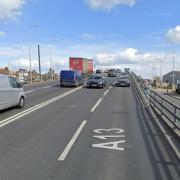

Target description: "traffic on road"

left=0, top=69, right=179, bottom=180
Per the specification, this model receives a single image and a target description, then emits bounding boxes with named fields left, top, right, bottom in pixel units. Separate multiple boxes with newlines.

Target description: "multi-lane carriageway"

left=0, top=78, right=179, bottom=180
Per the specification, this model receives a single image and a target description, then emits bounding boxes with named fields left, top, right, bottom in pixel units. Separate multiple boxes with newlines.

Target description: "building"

left=163, top=71, right=180, bottom=85
left=0, top=67, right=10, bottom=75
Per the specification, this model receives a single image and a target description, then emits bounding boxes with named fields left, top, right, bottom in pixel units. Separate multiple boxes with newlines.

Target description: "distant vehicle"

left=0, top=75, right=26, bottom=110
left=69, top=57, right=93, bottom=76
left=86, top=74, right=106, bottom=88
left=60, top=70, right=84, bottom=87
left=96, top=69, right=102, bottom=74
left=108, top=71, right=116, bottom=77
left=115, top=76, right=131, bottom=87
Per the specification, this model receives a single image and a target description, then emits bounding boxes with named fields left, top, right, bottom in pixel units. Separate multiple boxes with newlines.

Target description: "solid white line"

left=25, top=90, right=35, bottom=94
left=58, top=120, right=87, bottom=161
left=43, top=86, right=51, bottom=89
left=0, top=86, right=82, bottom=128
left=90, top=98, right=102, bottom=112
left=103, top=89, right=109, bottom=96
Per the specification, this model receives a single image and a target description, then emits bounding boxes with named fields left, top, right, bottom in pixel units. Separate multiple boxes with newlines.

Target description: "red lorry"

left=69, top=57, right=93, bottom=76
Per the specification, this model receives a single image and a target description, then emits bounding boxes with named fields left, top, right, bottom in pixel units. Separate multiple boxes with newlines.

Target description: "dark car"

left=86, top=74, right=106, bottom=88
left=96, top=69, right=102, bottom=74
left=108, top=71, right=116, bottom=77
left=115, top=77, right=130, bottom=87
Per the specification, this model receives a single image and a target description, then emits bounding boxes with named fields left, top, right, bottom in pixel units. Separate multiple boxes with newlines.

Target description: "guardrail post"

left=174, top=107, right=177, bottom=124
left=161, top=98, right=164, bottom=115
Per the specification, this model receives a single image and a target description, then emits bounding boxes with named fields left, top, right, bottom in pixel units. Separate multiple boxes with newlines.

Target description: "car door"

left=8, top=77, right=20, bottom=105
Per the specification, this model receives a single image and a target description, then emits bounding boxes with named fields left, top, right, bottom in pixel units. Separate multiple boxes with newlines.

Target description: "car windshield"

left=90, top=76, right=102, bottom=79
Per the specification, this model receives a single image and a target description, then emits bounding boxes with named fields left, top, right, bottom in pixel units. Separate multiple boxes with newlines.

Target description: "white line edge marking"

left=25, top=90, right=35, bottom=94
left=0, top=87, right=82, bottom=128
left=43, top=86, right=51, bottom=89
left=103, top=89, right=109, bottom=96
left=58, top=120, right=87, bottom=161
left=90, top=98, right=102, bottom=112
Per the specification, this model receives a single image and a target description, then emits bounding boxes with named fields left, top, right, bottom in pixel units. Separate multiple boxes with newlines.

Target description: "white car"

left=0, top=74, right=26, bottom=111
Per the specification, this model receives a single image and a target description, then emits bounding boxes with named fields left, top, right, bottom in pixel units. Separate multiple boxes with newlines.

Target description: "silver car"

left=0, top=75, right=26, bottom=110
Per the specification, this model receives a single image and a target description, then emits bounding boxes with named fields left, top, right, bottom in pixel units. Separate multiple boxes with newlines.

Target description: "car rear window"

left=91, top=76, right=102, bottom=79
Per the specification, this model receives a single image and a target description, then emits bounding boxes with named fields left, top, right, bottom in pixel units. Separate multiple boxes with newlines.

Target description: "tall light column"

left=28, top=24, right=39, bottom=84
left=49, top=39, right=59, bottom=80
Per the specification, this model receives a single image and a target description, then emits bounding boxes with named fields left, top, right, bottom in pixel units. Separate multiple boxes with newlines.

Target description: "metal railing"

left=132, top=72, right=180, bottom=131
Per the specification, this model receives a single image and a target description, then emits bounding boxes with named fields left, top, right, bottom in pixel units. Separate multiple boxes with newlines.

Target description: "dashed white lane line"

left=90, top=98, right=103, bottom=112
left=25, top=86, right=52, bottom=94
left=25, top=90, right=35, bottom=94
left=43, top=86, right=51, bottom=89
left=0, top=87, right=82, bottom=128
left=103, top=89, right=109, bottom=96
left=58, top=120, right=87, bottom=161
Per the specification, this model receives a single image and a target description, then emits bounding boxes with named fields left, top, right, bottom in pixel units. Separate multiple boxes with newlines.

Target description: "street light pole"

left=50, top=46, right=53, bottom=80
left=172, top=43, right=175, bottom=90
left=49, top=39, right=58, bottom=80
left=160, top=53, right=162, bottom=86
left=28, top=24, right=39, bottom=84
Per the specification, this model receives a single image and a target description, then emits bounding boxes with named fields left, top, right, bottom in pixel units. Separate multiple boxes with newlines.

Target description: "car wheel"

left=18, top=96, right=25, bottom=108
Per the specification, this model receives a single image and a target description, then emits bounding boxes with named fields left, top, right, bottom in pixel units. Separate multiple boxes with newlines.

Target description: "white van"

left=0, top=75, right=26, bottom=111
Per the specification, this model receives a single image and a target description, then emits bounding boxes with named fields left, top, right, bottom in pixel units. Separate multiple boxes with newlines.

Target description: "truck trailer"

left=69, top=57, right=93, bottom=76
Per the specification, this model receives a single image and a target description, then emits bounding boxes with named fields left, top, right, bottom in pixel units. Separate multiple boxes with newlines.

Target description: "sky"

left=0, top=0, right=180, bottom=78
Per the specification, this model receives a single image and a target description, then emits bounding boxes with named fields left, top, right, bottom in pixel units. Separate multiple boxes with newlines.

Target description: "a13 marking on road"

left=92, top=128, right=126, bottom=151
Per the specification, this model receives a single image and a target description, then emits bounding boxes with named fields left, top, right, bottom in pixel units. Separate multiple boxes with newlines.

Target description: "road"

left=0, top=78, right=179, bottom=180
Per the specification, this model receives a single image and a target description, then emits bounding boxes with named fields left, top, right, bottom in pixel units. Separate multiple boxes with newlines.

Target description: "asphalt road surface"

left=0, top=78, right=179, bottom=180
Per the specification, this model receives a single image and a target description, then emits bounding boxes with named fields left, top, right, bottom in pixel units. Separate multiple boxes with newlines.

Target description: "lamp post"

left=172, top=43, right=175, bottom=90
left=49, top=39, right=59, bottom=80
left=28, top=24, right=39, bottom=84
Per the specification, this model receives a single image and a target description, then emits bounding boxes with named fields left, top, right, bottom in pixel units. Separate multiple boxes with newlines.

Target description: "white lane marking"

left=90, top=98, right=102, bottom=112
left=92, top=140, right=126, bottom=151
left=103, top=89, right=109, bottom=96
left=58, top=120, right=87, bottom=161
left=109, top=85, right=112, bottom=89
left=94, top=128, right=125, bottom=134
left=92, top=128, right=126, bottom=151
left=0, top=87, right=82, bottom=128
left=93, top=135, right=126, bottom=140
left=25, top=85, right=52, bottom=94
left=25, top=90, right=35, bottom=94
left=43, top=86, right=51, bottom=89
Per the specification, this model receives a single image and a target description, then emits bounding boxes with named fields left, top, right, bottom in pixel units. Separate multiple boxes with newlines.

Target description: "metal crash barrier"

left=131, top=72, right=180, bottom=135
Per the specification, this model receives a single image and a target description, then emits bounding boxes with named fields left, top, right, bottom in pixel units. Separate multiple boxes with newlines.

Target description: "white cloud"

left=85, top=0, right=136, bottom=11
left=10, top=57, right=68, bottom=73
left=1, top=43, right=180, bottom=78
left=0, top=31, right=6, bottom=37
left=166, top=25, right=180, bottom=43
left=81, top=33, right=96, bottom=40
left=94, top=48, right=159, bottom=66
left=0, top=0, right=26, bottom=21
